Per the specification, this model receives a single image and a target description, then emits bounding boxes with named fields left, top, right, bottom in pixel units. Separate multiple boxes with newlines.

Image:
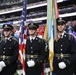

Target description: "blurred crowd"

left=0, top=0, right=22, bottom=6
left=65, top=20, right=76, bottom=34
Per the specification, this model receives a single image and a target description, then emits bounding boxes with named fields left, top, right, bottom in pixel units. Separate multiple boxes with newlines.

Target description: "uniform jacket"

left=26, top=36, right=48, bottom=75
left=53, top=33, right=76, bottom=75
left=0, top=36, right=19, bottom=75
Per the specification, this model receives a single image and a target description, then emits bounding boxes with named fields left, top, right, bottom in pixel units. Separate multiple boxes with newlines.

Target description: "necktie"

left=60, top=35, right=62, bottom=38
left=32, top=39, right=34, bottom=41
left=31, top=39, right=33, bottom=42
left=57, top=35, right=62, bottom=40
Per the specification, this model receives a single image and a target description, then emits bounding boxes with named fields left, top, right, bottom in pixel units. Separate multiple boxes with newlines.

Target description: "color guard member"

left=0, top=24, right=19, bottom=75
left=26, top=23, right=49, bottom=75
left=52, top=18, right=76, bottom=75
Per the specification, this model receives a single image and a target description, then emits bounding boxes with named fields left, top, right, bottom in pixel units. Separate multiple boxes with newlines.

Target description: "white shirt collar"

left=58, top=31, right=65, bottom=38
left=29, top=36, right=36, bottom=41
left=5, top=36, right=12, bottom=40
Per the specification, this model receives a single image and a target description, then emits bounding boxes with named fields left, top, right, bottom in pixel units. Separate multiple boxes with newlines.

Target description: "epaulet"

left=12, top=37, right=18, bottom=42
left=36, top=36, right=42, bottom=42
left=1, top=36, right=5, bottom=41
left=42, top=38, right=47, bottom=42
left=69, top=34, right=73, bottom=40
left=68, top=33, right=73, bottom=41
left=37, top=37, right=46, bottom=43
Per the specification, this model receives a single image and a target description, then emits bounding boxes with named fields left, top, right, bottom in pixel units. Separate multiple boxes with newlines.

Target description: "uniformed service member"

left=26, top=22, right=48, bottom=75
left=0, top=24, right=19, bottom=75
left=52, top=18, right=76, bottom=75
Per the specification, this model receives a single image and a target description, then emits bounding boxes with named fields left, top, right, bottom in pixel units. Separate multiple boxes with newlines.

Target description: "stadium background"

left=0, top=0, right=76, bottom=74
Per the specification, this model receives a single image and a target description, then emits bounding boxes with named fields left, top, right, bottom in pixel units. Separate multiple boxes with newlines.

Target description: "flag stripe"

left=46, top=0, right=59, bottom=73
left=47, top=0, right=54, bottom=72
left=19, top=0, right=27, bottom=75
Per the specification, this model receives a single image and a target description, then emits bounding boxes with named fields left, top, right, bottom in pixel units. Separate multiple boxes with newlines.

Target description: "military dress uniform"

left=25, top=23, right=48, bottom=75
left=26, top=36, right=47, bottom=75
left=0, top=24, right=19, bottom=75
left=52, top=31, right=76, bottom=74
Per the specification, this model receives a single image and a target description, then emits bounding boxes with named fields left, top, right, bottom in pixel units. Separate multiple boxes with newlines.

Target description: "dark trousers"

left=26, top=65, right=42, bottom=75
left=0, top=64, right=17, bottom=75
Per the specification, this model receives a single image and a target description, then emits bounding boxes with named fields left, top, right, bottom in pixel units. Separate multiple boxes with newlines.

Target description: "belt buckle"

left=2, top=55, right=5, bottom=59
left=31, top=55, right=33, bottom=58
left=60, top=53, right=64, bottom=59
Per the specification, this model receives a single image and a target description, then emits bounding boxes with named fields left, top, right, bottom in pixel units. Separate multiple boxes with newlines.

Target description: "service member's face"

left=57, top=24, right=65, bottom=32
left=28, top=29, right=37, bottom=35
left=4, top=30, right=12, bottom=37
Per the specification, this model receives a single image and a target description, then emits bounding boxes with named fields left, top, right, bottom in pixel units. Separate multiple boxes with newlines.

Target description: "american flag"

left=19, top=0, right=27, bottom=75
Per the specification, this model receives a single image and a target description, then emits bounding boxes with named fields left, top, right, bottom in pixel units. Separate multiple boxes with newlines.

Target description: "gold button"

left=61, top=45, right=63, bottom=47
left=60, top=49, right=62, bottom=51
left=64, top=35, right=66, bottom=37
left=31, top=51, right=33, bottom=53
left=3, top=59, right=5, bottom=60
left=4, top=48, right=6, bottom=49
left=31, top=47, right=32, bottom=49
left=61, top=53, right=64, bottom=58
left=3, top=52, right=5, bottom=53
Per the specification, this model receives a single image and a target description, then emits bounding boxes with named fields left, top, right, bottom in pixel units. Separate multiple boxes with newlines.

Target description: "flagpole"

left=19, top=0, right=27, bottom=75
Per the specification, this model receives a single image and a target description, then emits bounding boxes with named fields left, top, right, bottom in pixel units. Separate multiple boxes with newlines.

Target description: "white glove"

left=27, top=60, right=35, bottom=67
left=0, top=66, right=2, bottom=72
left=58, top=62, right=66, bottom=69
left=0, top=61, right=6, bottom=72
left=0, top=61, right=6, bottom=68
left=44, top=67, right=50, bottom=73
left=17, top=69, right=23, bottom=75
